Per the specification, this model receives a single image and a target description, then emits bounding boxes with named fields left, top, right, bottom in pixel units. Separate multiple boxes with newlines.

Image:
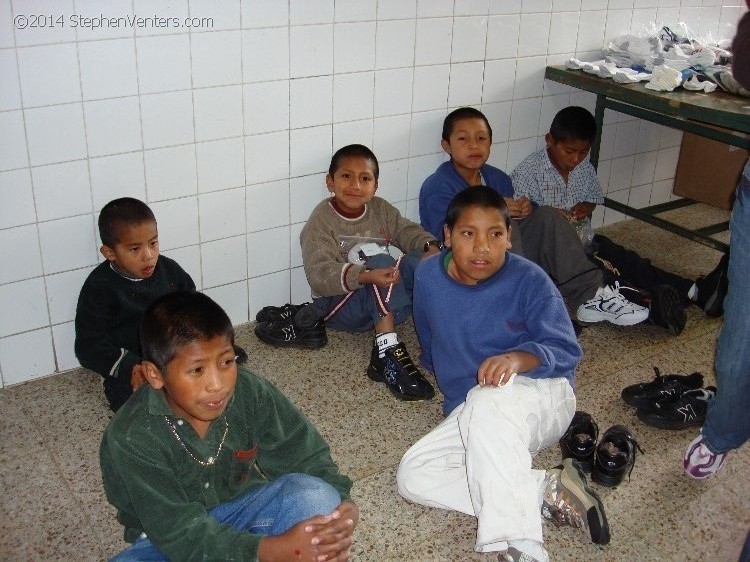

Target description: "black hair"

left=98, top=197, right=156, bottom=247
left=140, top=291, right=235, bottom=375
left=445, top=186, right=510, bottom=231
left=328, top=144, right=380, bottom=181
left=549, top=106, right=597, bottom=144
left=441, top=107, right=493, bottom=142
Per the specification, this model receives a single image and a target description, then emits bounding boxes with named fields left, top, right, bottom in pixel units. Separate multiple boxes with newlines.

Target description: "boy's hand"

left=359, top=267, right=400, bottom=288
left=477, top=351, right=541, bottom=387
left=130, top=363, right=147, bottom=391
left=505, top=197, right=532, bottom=219
left=514, top=196, right=533, bottom=218
left=257, top=501, right=358, bottom=562
left=570, top=202, right=595, bottom=221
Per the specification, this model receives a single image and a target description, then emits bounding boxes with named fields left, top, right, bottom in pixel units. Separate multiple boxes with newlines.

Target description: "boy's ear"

left=440, top=139, right=452, bottom=156
left=100, top=245, right=116, bottom=262
left=325, top=173, right=334, bottom=192
left=443, top=224, right=452, bottom=248
left=142, top=361, right=166, bottom=390
left=544, top=132, right=553, bottom=148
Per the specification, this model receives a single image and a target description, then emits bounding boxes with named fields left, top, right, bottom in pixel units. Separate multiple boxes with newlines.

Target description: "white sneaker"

left=576, top=283, right=649, bottom=326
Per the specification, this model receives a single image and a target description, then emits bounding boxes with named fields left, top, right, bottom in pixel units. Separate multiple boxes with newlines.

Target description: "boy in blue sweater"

left=419, top=107, right=649, bottom=328
left=398, top=187, right=609, bottom=562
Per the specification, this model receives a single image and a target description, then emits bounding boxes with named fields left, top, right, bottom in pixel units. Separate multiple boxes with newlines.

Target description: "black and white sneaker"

left=366, top=343, right=435, bottom=401
left=636, top=386, right=716, bottom=430
left=693, top=252, right=729, bottom=317
left=255, top=302, right=310, bottom=323
left=621, top=367, right=704, bottom=408
left=254, top=303, right=327, bottom=349
left=576, top=283, right=649, bottom=326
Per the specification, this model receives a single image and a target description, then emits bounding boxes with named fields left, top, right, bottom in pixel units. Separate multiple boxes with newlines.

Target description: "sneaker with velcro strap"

left=366, top=343, right=434, bottom=401
left=621, top=367, right=704, bottom=408
left=576, top=283, right=649, bottom=326
left=254, top=303, right=327, bottom=349
left=636, top=386, right=716, bottom=430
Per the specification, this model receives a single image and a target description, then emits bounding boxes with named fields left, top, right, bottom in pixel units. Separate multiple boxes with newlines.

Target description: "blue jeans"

left=110, top=473, right=341, bottom=561
left=703, top=160, right=750, bottom=454
left=315, top=250, right=422, bottom=333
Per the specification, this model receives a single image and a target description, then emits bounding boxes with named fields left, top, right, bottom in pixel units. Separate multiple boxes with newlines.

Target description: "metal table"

left=544, top=64, right=750, bottom=252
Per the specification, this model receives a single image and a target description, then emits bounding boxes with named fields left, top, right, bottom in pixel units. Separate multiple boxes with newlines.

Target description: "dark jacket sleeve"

left=75, top=273, right=140, bottom=381
left=733, top=10, right=750, bottom=89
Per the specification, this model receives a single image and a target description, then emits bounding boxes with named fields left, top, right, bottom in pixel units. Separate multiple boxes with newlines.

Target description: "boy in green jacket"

left=100, top=291, right=357, bottom=561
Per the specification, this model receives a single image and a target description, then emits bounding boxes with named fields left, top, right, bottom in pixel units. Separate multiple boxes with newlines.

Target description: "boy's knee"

left=282, top=473, right=341, bottom=515
left=365, top=253, right=396, bottom=269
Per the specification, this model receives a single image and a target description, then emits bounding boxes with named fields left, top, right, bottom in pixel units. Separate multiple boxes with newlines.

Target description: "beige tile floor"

left=1, top=206, right=748, bottom=561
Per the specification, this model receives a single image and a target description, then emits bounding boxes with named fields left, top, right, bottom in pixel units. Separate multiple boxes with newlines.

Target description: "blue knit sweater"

left=413, top=251, right=582, bottom=416
left=418, top=160, right=514, bottom=240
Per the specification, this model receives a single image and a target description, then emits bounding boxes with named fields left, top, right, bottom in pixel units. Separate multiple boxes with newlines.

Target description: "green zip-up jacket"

left=100, top=367, right=352, bottom=561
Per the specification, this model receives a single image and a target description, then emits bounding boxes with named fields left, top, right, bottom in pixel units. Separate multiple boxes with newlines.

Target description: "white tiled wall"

left=0, top=0, right=746, bottom=385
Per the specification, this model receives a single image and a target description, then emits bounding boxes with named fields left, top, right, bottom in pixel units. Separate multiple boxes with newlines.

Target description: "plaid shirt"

left=511, top=148, right=604, bottom=212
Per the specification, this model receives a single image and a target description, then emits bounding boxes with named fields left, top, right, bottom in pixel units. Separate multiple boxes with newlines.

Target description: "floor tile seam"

left=574, top=330, right=718, bottom=392
left=17, top=400, right=109, bottom=554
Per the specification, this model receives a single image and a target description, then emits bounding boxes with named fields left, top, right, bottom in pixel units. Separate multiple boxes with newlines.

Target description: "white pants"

left=397, top=377, right=576, bottom=553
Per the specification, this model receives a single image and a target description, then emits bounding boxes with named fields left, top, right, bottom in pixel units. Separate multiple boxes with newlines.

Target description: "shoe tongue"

left=573, top=432, right=594, bottom=445
left=601, top=441, right=625, bottom=458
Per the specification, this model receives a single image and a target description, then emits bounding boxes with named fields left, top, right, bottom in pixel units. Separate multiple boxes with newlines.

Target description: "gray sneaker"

left=541, top=458, right=610, bottom=545
left=499, top=546, right=549, bottom=562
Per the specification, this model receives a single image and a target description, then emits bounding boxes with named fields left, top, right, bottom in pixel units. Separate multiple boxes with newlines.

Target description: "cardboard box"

left=673, top=131, right=749, bottom=210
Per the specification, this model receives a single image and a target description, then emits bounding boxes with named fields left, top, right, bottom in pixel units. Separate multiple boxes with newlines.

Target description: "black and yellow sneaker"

left=366, top=343, right=435, bottom=401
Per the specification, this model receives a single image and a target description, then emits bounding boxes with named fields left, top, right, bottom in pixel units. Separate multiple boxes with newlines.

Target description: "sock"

left=688, top=282, right=698, bottom=301
left=376, top=332, right=399, bottom=358
left=507, top=540, right=549, bottom=562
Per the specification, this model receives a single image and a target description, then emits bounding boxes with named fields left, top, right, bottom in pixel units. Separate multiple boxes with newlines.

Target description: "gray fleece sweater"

left=300, top=197, right=435, bottom=297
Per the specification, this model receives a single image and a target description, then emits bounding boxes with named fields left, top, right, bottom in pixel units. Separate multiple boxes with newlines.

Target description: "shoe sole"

left=577, top=308, right=649, bottom=326
left=651, top=285, right=686, bottom=335
left=253, top=327, right=327, bottom=350
left=561, top=458, right=610, bottom=545
left=366, top=362, right=435, bottom=401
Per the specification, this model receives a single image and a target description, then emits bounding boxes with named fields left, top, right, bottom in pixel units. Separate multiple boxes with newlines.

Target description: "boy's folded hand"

left=360, top=267, right=400, bottom=288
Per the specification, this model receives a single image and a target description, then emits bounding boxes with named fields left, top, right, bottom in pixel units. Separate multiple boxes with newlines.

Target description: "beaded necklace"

left=164, top=416, right=228, bottom=466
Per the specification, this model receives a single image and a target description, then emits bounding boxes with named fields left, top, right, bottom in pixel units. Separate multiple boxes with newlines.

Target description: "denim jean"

left=314, top=250, right=422, bottom=333
left=110, top=473, right=342, bottom=561
left=702, top=160, right=750, bottom=454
